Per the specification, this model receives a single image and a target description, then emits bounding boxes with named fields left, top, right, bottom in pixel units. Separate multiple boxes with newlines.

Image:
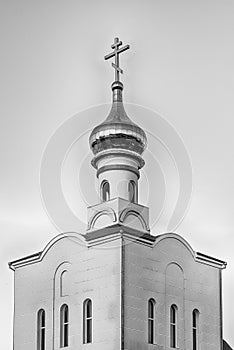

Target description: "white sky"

left=1, top=0, right=234, bottom=348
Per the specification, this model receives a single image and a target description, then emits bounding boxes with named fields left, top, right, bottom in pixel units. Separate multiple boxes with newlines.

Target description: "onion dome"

left=89, top=81, right=147, bottom=155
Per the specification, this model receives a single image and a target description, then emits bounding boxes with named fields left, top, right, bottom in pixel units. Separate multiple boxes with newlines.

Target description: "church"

left=9, top=38, right=228, bottom=350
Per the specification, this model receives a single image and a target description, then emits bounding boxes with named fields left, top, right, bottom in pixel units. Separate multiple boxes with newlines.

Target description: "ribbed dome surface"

left=89, top=82, right=147, bottom=155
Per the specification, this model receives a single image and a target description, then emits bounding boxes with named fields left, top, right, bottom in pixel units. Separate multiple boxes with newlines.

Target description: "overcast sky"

left=1, top=0, right=234, bottom=348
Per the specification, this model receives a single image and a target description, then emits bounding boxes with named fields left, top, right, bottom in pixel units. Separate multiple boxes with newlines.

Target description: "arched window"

left=60, top=304, right=69, bottom=348
left=170, top=304, right=178, bottom=348
left=128, top=180, right=137, bottom=203
left=83, top=299, right=92, bottom=344
left=192, top=309, right=199, bottom=350
left=148, top=298, right=156, bottom=344
left=37, top=309, right=45, bottom=350
left=101, top=180, right=110, bottom=202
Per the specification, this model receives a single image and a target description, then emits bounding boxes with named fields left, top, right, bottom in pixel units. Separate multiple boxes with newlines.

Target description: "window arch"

left=148, top=298, right=156, bottom=344
left=170, top=304, right=178, bottom=348
left=192, top=309, right=199, bottom=350
left=101, top=180, right=110, bottom=202
left=83, top=299, right=92, bottom=344
left=37, top=309, right=45, bottom=350
left=128, top=180, right=137, bottom=203
left=60, top=304, right=69, bottom=348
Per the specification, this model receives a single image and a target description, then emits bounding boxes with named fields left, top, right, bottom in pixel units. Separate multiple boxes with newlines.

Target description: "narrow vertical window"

left=101, top=180, right=110, bottom=202
left=192, top=309, right=199, bottom=350
left=83, top=299, right=92, bottom=344
left=170, top=304, right=177, bottom=348
left=148, top=298, right=155, bottom=344
left=37, top=309, right=45, bottom=350
left=60, top=304, right=69, bottom=348
left=128, top=180, right=137, bottom=203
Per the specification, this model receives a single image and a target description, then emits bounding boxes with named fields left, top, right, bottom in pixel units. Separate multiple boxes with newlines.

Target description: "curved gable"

left=154, top=232, right=195, bottom=257
left=9, top=232, right=86, bottom=270
left=153, top=232, right=226, bottom=269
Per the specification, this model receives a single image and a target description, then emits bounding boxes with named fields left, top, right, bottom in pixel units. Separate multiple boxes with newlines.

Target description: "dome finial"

left=104, top=37, right=130, bottom=83
left=89, top=38, right=147, bottom=157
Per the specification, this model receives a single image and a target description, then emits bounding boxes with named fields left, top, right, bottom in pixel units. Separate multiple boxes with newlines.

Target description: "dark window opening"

left=148, top=298, right=155, bottom=344
left=170, top=304, right=177, bottom=348
left=83, top=299, right=92, bottom=344
left=60, top=304, right=69, bottom=348
left=37, top=309, right=45, bottom=350
left=101, top=180, right=110, bottom=202
left=128, top=180, right=137, bottom=203
left=192, top=309, right=199, bottom=350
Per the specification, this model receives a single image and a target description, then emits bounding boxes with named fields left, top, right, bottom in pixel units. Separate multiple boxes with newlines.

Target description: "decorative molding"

left=154, top=233, right=227, bottom=269
left=119, top=208, right=149, bottom=231
left=195, top=251, right=227, bottom=269
left=88, top=207, right=117, bottom=230
left=8, top=232, right=86, bottom=271
left=91, top=149, right=145, bottom=169
left=8, top=229, right=227, bottom=271
left=97, top=164, right=140, bottom=179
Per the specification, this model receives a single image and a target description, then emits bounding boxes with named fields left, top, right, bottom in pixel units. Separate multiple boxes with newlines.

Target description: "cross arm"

left=104, top=44, right=130, bottom=60
left=104, top=51, right=115, bottom=60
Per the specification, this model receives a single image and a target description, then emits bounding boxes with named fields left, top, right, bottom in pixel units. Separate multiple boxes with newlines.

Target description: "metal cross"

left=104, top=37, right=130, bottom=82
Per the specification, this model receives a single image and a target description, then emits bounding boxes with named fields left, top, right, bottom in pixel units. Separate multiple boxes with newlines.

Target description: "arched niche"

left=165, top=263, right=184, bottom=298
left=120, top=209, right=148, bottom=231
left=54, top=262, right=72, bottom=298
left=90, top=209, right=116, bottom=230
left=60, top=270, right=69, bottom=297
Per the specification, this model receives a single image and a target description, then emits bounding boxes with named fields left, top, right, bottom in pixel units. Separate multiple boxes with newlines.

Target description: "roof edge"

left=8, top=232, right=86, bottom=271
left=195, top=251, right=227, bottom=269
left=9, top=230, right=227, bottom=271
left=154, top=232, right=227, bottom=269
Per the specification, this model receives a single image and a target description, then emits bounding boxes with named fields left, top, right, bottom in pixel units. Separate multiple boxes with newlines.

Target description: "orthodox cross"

left=104, top=37, right=130, bottom=82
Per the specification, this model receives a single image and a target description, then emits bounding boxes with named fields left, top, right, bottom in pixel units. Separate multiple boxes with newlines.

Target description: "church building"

left=9, top=38, right=227, bottom=350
